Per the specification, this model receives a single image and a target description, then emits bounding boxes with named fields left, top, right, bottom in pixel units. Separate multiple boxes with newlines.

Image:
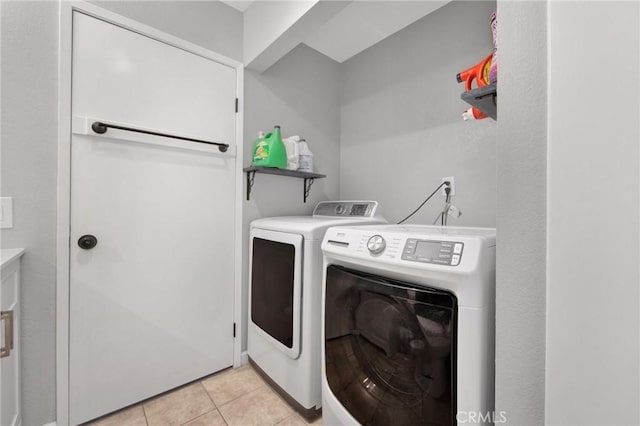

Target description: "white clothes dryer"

left=321, top=224, right=496, bottom=426
left=248, top=201, right=386, bottom=419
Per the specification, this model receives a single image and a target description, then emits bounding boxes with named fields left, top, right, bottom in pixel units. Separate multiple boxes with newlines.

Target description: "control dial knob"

left=367, top=235, right=386, bottom=255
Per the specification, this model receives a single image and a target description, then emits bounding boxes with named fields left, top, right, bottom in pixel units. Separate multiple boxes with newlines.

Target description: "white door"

left=69, top=12, right=237, bottom=424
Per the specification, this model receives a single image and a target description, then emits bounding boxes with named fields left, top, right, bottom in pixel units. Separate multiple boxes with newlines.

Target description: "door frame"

left=56, top=2, right=244, bottom=424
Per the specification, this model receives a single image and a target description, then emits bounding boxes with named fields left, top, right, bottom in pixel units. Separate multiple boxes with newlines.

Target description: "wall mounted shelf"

left=461, top=83, right=497, bottom=120
left=244, top=167, right=327, bottom=203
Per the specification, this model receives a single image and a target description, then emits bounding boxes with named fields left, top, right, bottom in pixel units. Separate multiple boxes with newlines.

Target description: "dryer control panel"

left=401, top=239, right=464, bottom=266
left=313, top=201, right=378, bottom=218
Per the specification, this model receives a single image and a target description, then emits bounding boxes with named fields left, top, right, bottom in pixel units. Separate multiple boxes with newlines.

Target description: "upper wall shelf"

left=461, top=83, right=497, bottom=120
left=244, top=167, right=326, bottom=203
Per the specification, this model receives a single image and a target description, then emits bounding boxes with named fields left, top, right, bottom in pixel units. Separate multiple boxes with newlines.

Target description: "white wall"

left=546, top=2, right=640, bottom=424
left=242, top=44, right=341, bottom=349
left=494, top=1, right=547, bottom=424
left=497, top=1, right=640, bottom=424
left=339, top=1, right=497, bottom=227
left=0, top=2, right=242, bottom=424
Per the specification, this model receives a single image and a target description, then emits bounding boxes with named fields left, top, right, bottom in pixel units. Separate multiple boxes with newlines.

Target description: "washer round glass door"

left=324, top=265, right=457, bottom=425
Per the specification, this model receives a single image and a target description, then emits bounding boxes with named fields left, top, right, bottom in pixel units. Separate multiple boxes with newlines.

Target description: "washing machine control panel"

left=327, top=228, right=474, bottom=268
left=366, top=235, right=386, bottom=255
left=401, top=239, right=464, bottom=266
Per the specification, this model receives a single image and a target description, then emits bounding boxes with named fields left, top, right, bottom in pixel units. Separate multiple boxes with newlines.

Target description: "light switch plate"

left=1, top=197, right=14, bottom=229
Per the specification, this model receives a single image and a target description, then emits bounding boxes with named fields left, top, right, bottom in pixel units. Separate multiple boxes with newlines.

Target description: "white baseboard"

left=43, top=422, right=57, bottom=426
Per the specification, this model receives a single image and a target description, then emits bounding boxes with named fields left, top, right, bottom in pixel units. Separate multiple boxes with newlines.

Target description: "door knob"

left=78, top=234, right=98, bottom=250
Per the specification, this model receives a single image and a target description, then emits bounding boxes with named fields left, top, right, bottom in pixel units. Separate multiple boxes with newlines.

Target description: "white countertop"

left=1, top=248, right=25, bottom=269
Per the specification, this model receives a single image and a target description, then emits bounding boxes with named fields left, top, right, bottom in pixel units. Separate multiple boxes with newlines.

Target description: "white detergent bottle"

left=283, top=135, right=300, bottom=170
left=297, top=139, right=314, bottom=172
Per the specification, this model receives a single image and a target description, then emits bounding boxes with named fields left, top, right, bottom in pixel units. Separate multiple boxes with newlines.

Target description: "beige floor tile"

left=202, top=365, right=265, bottom=406
left=182, top=410, right=227, bottom=426
left=89, top=405, right=147, bottom=426
left=274, top=415, right=307, bottom=426
left=143, top=383, right=215, bottom=426
left=305, top=416, right=323, bottom=425
left=218, top=386, right=293, bottom=426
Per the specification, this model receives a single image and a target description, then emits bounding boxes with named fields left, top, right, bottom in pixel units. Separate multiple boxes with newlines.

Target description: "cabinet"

left=1, top=249, right=24, bottom=426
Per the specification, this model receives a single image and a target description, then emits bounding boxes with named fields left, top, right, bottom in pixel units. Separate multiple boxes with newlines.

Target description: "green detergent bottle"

left=252, top=125, right=287, bottom=168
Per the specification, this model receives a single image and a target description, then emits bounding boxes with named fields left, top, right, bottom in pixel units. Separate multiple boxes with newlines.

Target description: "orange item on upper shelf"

left=456, top=54, right=493, bottom=91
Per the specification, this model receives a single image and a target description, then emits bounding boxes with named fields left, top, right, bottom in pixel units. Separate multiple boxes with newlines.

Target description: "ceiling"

left=222, top=0, right=450, bottom=65
left=219, top=0, right=254, bottom=12
left=303, top=1, right=449, bottom=63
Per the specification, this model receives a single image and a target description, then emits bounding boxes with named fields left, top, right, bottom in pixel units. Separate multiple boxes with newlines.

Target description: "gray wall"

left=90, top=1, right=242, bottom=62
left=242, top=43, right=341, bottom=349
left=0, top=2, right=241, bottom=425
left=546, top=2, right=639, bottom=424
left=494, top=1, right=547, bottom=425
left=339, top=1, right=497, bottom=227
left=1, top=3, right=59, bottom=425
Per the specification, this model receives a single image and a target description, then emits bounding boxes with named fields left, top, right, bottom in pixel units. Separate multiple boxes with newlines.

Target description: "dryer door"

left=324, top=265, right=457, bottom=426
left=250, top=228, right=303, bottom=359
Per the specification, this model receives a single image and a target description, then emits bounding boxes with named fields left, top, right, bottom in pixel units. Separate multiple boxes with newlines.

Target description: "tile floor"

left=89, top=364, right=324, bottom=426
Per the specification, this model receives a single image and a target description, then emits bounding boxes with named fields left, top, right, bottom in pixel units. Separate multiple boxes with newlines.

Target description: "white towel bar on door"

left=91, top=121, right=228, bottom=152
left=71, top=116, right=235, bottom=156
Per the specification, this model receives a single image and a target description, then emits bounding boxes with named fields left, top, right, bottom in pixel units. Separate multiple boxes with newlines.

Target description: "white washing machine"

left=321, top=224, right=496, bottom=426
left=248, top=201, right=386, bottom=419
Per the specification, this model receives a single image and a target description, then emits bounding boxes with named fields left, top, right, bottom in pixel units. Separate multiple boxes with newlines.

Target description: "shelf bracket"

left=243, top=167, right=325, bottom=203
left=246, top=170, right=256, bottom=201
left=303, top=178, right=314, bottom=203
left=460, top=83, right=497, bottom=120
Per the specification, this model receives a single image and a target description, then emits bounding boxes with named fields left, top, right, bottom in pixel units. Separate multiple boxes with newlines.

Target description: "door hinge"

left=235, top=98, right=238, bottom=113
left=233, top=322, right=236, bottom=338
